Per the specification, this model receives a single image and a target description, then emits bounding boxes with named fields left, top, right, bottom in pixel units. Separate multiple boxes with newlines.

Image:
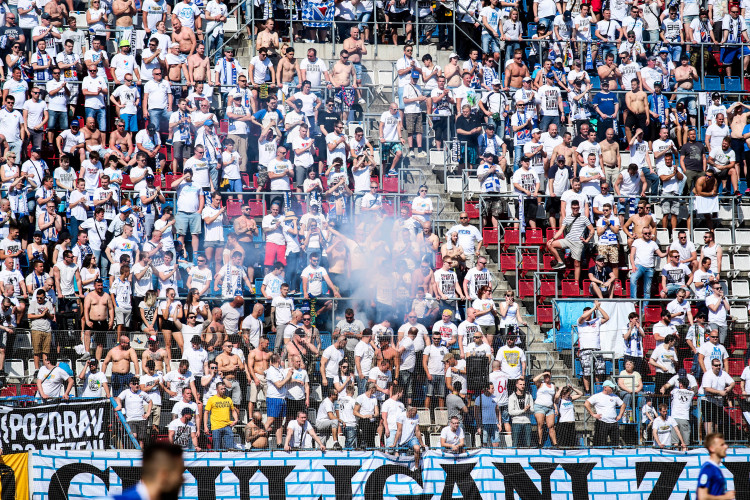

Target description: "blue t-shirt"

left=592, top=92, right=617, bottom=116
left=697, top=461, right=727, bottom=497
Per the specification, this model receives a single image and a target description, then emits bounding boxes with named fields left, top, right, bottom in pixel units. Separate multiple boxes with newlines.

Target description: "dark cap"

left=181, top=408, right=195, bottom=416
left=712, top=92, right=721, bottom=100
left=41, top=12, right=51, bottom=19
left=191, top=335, right=202, bottom=344
left=595, top=255, right=605, bottom=261
left=88, top=358, right=98, bottom=365
left=294, top=328, right=305, bottom=336
left=677, top=368, right=687, bottom=377
left=486, top=123, right=495, bottom=130
left=31, top=147, right=42, bottom=153
left=94, top=277, right=104, bottom=283
left=147, top=123, right=156, bottom=131
left=33, top=230, right=43, bottom=237
left=145, top=174, right=154, bottom=181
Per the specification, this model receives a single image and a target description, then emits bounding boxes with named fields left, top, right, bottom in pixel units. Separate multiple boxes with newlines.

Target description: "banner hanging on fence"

left=0, top=453, right=29, bottom=500
left=30, top=448, right=750, bottom=500
left=0, top=399, right=112, bottom=451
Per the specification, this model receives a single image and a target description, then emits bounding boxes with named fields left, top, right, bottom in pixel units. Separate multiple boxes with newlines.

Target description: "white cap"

left=491, top=78, right=501, bottom=85
left=449, top=52, right=459, bottom=59
left=532, top=128, right=541, bottom=134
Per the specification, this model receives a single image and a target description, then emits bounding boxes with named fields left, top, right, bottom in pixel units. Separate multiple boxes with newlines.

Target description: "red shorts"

left=589, top=0, right=602, bottom=12
left=264, top=242, right=287, bottom=266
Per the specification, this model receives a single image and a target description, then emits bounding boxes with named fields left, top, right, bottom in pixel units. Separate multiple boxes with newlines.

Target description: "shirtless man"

left=113, top=0, right=136, bottom=44
left=109, top=119, right=137, bottom=166
left=674, top=56, right=699, bottom=126
left=693, top=169, right=720, bottom=229
left=244, top=411, right=269, bottom=449
left=444, top=54, right=461, bottom=88
left=624, top=78, right=650, bottom=143
left=256, top=20, right=279, bottom=58
left=597, top=53, right=622, bottom=89
left=102, top=334, right=141, bottom=395
left=216, top=339, right=243, bottom=377
left=167, top=42, right=192, bottom=96
left=411, top=260, right=435, bottom=298
left=83, top=116, right=106, bottom=157
left=141, top=337, right=170, bottom=373
left=45, top=0, right=67, bottom=27
left=205, top=307, right=226, bottom=341
left=233, top=211, right=259, bottom=267
left=187, top=43, right=212, bottom=86
left=599, top=128, right=621, bottom=187
left=503, top=49, right=530, bottom=92
left=172, top=19, right=197, bottom=57
left=623, top=199, right=656, bottom=248
left=82, top=278, right=114, bottom=362
left=343, top=26, right=367, bottom=87
left=330, top=49, right=360, bottom=111
left=275, top=46, right=300, bottom=88
left=246, top=336, right=271, bottom=414
left=551, top=132, right=575, bottom=167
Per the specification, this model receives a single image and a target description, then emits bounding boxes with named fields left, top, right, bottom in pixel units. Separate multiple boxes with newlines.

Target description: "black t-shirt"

left=318, top=110, right=339, bottom=136
left=589, top=265, right=612, bottom=284
left=571, top=134, right=588, bottom=148
left=0, top=27, right=24, bottom=57
left=456, top=114, right=481, bottom=145
left=679, top=141, right=707, bottom=172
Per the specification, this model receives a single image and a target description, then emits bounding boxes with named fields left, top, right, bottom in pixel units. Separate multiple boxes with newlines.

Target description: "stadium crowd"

left=0, top=0, right=747, bottom=461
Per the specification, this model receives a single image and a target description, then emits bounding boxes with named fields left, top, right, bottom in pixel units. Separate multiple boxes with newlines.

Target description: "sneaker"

left=736, top=191, right=743, bottom=197
left=417, top=151, right=427, bottom=158
left=332, top=443, right=342, bottom=450
left=408, top=150, right=416, bottom=158
left=387, top=169, right=398, bottom=177
left=745, top=189, right=750, bottom=196
left=552, top=260, right=566, bottom=269
left=80, top=352, right=92, bottom=361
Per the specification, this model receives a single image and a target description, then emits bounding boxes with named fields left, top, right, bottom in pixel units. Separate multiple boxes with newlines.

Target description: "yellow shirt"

left=205, top=394, right=234, bottom=429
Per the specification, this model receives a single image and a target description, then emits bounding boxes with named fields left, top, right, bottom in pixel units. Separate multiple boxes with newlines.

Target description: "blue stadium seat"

left=725, top=76, right=742, bottom=92
left=320, top=332, right=332, bottom=350
left=704, top=76, right=722, bottom=92
left=590, top=75, right=600, bottom=90
left=527, top=23, right=538, bottom=38
left=643, top=382, right=655, bottom=393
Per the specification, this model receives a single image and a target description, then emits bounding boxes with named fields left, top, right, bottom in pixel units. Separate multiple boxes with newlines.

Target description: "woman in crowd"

left=533, top=371, right=558, bottom=448
left=555, top=384, right=584, bottom=448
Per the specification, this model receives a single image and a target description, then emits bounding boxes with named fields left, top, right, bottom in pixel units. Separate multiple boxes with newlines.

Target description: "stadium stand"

left=0, top=0, right=748, bottom=462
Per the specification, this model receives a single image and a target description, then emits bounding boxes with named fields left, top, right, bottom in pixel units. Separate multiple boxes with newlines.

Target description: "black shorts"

left=516, top=198, right=538, bottom=224
left=146, top=153, right=166, bottom=169
left=715, top=167, right=731, bottom=180
left=89, top=319, right=109, bottom=346
left=701, top=399, right=723, bottom=423
left=161, top=318, right=177, bottom=331
left=545, top=196, right=561, bottom=215
left=625, top=112, right=648, bottom=136
left=286, top=398, right=306, bottom=420
left=388, top=10, right=413, bottom=23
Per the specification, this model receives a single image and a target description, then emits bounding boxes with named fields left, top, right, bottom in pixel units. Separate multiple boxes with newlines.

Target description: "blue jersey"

left=697, top=461, right=727, bottom=497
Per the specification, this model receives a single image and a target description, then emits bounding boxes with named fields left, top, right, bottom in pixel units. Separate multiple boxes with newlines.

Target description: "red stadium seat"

left=241, top=173, right=251, bottom=189
left=465, top=201, right=480, bottom=219
left=219, top=120, right=229, bottom=135
left=683, top=358, right=693, bottom=373
left=121, top=174, right=134, bottom=190
left=382, top=177, right=399, bottom=192
left=520, top=253, right=538, bottom=273
left=561, top=281, right=579, bottom=297
left=503, top=229, right=519, bottom=247
left=728, top=358, right=744, bottom=377
left=518, top=280, right=534, bottom=297
left=226, top=200, right=242, bottom=217
left=644, top=306, right=662, bottom=325
left=539, top=280, right=556, bottom=297
left=615, top=280, right=630, bottom=297
left=732, top=334, right=748, bottom=351
left=247, top=200, right=264, bottom=217
left=500, top=254, right=516, bottom=272
left=483, top=228, right=498, bottom=247
left=643, top=335, right=656, bottom=353
left=435, top=253, right=443, bottom=269
left=382, top=201, right=394, bottom=217
left=537, top=306, right=553, bottom=324
left=153, top=175, right=163, bottom=189
left=542, top=254, right=556, bottom=271
left=0, top=385, right=17, bottom=397
left=165, top=174, right=183, bottom=189
left=19, top=384, right=36, bottom=396
left=581, top=280, right=592, bottom=297
left=546, top=227, right=560, bottom=241
left=525, top=228, right=543, bottom=245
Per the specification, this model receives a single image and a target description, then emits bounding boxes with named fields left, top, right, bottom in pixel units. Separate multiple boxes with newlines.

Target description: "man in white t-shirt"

left=652, top=403, right=687, bottom=449
left=700, top=358, right=735, bottom=435
left=629, top=228, right=667, bottom=304
left=447, top=215, right=483, bottom=267
left=439, top=416, right=465, bottom=452
left=284, top=409, right=326, bottom=451
left=379, top=104, right=404, bottom=176
left=584, top=380, right=625, bottom=446
left=706, top=280, right=731, bottom=344
left=577, top=301, right=610, bottom=393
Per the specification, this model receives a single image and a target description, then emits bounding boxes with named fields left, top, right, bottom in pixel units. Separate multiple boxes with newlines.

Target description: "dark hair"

left=141, top=443, right=183, bottom=480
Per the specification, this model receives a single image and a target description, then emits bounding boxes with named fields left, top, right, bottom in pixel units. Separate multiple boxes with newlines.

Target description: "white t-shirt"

left=265, top=365, right=288, bottom=399
left=653, top=415, right=678, bottom=446
left=587, top=392, right=623, bottom=423
left=650, top=344, right=677, bottom=373
left=706, top=294, right=728, bottom=326
left=118, top=389, right=150, bottom=421
left=423, top=344, right=448, bottom=375
left=37, top=365, right=70, bottom=397
left=81, top=371, right=108, bottom=397
left=632, top=238, right=660, bottom=268
left=447, top=224, right=482, bottom=256
left=322, top=345, right=344, bottom=378
left=380, top=110, right=400, bottom=142
left=440, top=425, right=465, bottom=446
left=495, top=346, right=525, bottom=379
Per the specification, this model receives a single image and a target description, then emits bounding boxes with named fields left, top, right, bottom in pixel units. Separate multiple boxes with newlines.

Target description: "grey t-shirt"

left=28, top=298, right=53, bottom=331
left=446, top=393, right=466, bottom=423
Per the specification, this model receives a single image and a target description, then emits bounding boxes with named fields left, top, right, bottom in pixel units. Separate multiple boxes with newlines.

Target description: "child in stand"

left=641, top=398, right=657, bottom=441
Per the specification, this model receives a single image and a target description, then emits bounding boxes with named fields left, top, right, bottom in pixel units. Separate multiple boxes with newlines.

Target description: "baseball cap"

left=491, top=78, right=501, bottom=85
left=523, top=76, right=532, bottom=82
left=486, top=123, right=495, bottom=130
left=94, top=277, right=104, bottom=283
left=119, top=39, right=130, bottom=47
left=410, top=70, right=420, bottom=79
left=449, top=52, right=458, bottom=59
left=204, top=119, right=214, bottom=127
left=41, top=12, right=51, bottom=19
left=595, top=255, right=605, bottom=261
left=120, top=206, right=132, bottom=213
left=654, top=81, right=663, bottom=87
left=442, top=309, right=453, bottom=316
left=603, top=380, right=616, bottom=389
left=659, top=47, right=669, bottom=54
left=531, top=128, right=541, bottom=134
left=181, top=408, right=195, bottom=416
left=31, top=147, right=42, bottom=153
left=554, top=57, right=563, bottom=63
left=148, top=336, right=157, bottom=344
left=677, top=368, right=687, bottom=377
left=520, top=156, right=530, bottom=163
left=146, top=123, right=156, bottom=131
left=712, top=92, right=721, bottom=100
left=483, top=151, right=494, bottom=157
left=556, top=155, right=565, bottom=162
left=145, top=174, right=154, bottom=181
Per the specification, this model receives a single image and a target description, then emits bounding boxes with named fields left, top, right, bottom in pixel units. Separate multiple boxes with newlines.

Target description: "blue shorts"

left=175, top=211, right=202, bottom=235
left=267, top=397, right=287, bottom=419
left=353, top=62, right=363, bottom=83
left=48, top=110, right=68, bottom=131
left=121, top=113, right=138, bottom=132
left=499, top=405, right=510, bottom=423
left=482, top=424, right=500, bottom=444
left=426, top=374, right=445, bottom=397
left=225, top=178, right=242, bottom=194
left=405, top=436, right=421, bottom=449
left=533, top=403, right=555, bottom=416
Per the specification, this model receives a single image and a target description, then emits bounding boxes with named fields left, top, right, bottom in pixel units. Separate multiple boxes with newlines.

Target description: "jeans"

left=148, top=108, right=170, bottom=133
left=513, top=144, right=525, bottom=171
left=209, top=163, right=220, bottom=191
left=511, top=422, right=531, bottom=447
left=630, top=265, right=654, bottom=303
left=539, top=115, right=560, bottom=132
left=85, top=107, right=106, bottom=132
left=69, top=217, right=82, bottom=242
left=482, top=33, right=500, bottom=55
left=642, top=166, right=660, bottom=195
left=344, top=426, right=358, bottom=449
left=692, top=351, right=703, bottom=381
left=618, top=389, right=639, bottom=412
left=207, top=31, right=225, bottom=64
left=667, top=44, right=682, bottom=63
left=357, top=10, right=372, bottom=32
left=504, top=42, right=521, bottom=65
left=212, top=426, right=235, bottom=450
